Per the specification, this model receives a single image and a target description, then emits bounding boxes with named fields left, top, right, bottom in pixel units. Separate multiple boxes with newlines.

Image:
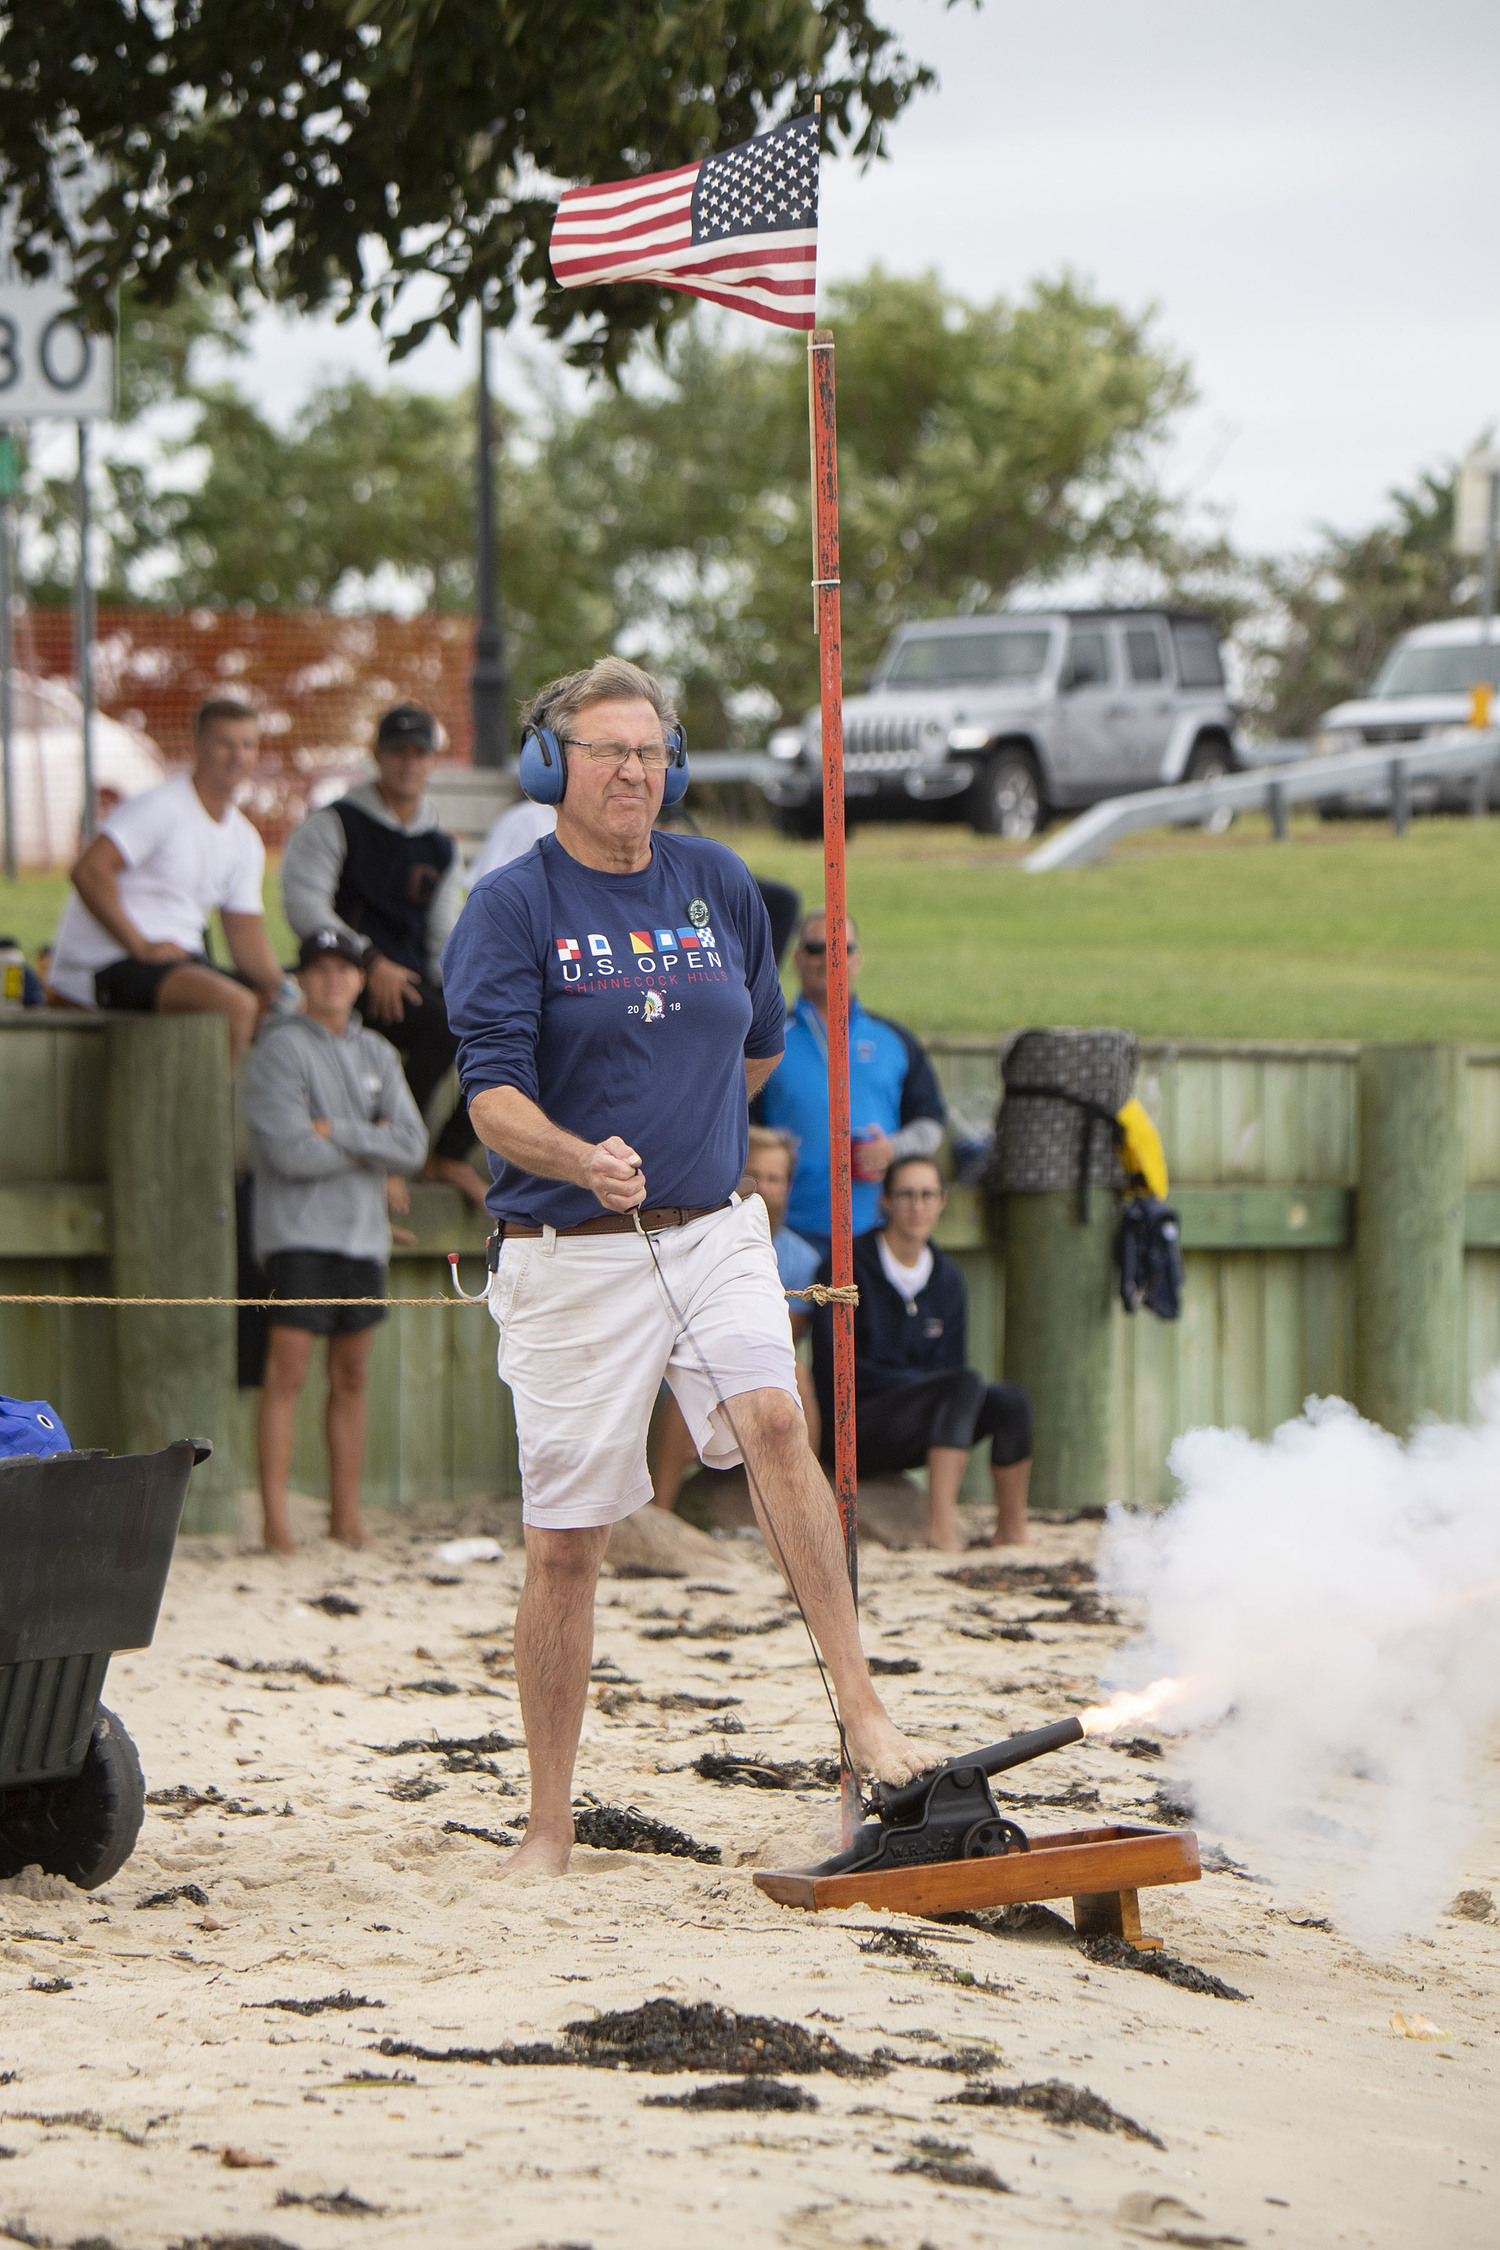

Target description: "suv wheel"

left=970, top=749, right=1044, bottom=840
left=1184, top=739, right=1236, bottom=833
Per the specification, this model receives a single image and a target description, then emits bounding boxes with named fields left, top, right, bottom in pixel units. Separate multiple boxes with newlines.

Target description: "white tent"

left=1, top=674, right=165, bottom=867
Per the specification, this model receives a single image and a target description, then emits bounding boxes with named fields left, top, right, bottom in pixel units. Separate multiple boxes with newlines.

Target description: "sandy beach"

left=2, top=1490, right=1495, bottom=2250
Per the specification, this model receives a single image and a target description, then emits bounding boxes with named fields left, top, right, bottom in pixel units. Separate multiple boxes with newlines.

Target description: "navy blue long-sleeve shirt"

left=811, top=1227, right=967, bottom=1435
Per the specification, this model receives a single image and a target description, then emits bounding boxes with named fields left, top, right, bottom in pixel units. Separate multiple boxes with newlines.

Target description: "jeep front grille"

left=843, top=716, right=929, bottom=770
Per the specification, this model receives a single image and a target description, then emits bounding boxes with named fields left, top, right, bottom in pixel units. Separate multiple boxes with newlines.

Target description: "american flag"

left=549, top=115, right=818, bottom=331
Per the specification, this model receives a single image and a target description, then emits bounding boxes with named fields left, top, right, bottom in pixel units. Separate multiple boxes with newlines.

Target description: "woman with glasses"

left=811, top=1153, right=1032, bottom=1552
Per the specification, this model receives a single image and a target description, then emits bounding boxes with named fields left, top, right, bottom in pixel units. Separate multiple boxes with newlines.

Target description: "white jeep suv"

left=761, top=608, right=1242, bottom=839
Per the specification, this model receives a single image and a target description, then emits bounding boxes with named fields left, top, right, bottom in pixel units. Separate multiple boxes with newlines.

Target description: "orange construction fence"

left=15, top=605, right=480, bottom=845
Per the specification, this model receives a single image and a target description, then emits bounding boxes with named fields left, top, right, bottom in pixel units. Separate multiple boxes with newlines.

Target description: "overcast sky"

left=212, top=0, right=1500, bottom=558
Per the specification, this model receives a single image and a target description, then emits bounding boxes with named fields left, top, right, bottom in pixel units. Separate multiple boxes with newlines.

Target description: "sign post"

left=1455, top=447, right=1500, bottom=660
left=0, top=429, right=15, bottom=883
left=0, top=257, right=116, bottom=852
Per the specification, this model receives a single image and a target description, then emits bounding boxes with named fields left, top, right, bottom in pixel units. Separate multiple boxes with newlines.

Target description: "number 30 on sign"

left=0, top=283, right=115, bottom=420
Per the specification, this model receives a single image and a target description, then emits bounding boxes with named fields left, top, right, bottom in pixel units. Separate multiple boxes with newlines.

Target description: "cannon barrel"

left=877, top=1716, right=1085, bottom=1823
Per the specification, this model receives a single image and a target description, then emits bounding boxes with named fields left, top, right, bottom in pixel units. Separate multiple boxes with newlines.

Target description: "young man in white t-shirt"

left=51, top=699, right=287, bottom=1062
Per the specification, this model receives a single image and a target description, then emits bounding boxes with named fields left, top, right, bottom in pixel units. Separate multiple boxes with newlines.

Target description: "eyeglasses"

left=888, top=1188, right=943, bottom=1204
left=565, top=737, right=673, bottom=769
left=798, top=940, right=860, bottom=957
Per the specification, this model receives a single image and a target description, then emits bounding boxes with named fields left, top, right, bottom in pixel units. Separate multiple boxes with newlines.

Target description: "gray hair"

left=526, top=657, right=679, bottom=744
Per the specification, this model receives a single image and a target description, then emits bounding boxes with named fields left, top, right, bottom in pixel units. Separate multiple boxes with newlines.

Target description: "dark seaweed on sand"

left=1080, top=1936, right=1249, bottom=2000
left=370, top=1732, right=520, bottom=1757
left=385, top=1774, right=444, bottom=1802
left=570, top=1802, right=721, bottom=1863
left=137, top=1883, right=209, bottom=1910
left=639, top=1614, right=788, bottom=1641
left=692, top=1751, right=841, bottom=1791
left=941, top=1558, right=1096, bottom=1593
left=308, top=1592, right=362, bottom=1617
left=217, top=1656, right=344, bottom=1686
left=379, top=2000, right=886, bottom=2078
left=895, top=2139, right=1010, bottom=2192
left=277, top=2189, right=384, bottom=2217
left=954, top=2077, right=1164, bottom=2147
left=440, top=1821, right=518, bottom=1848
left=565, top=1999, right=884, bottom=2076
left=867, top=1655, right=921, bottom=1675
left=642, top=2079, right=819, bottom=2112
left=248, top=1991, right=384, bottom=2016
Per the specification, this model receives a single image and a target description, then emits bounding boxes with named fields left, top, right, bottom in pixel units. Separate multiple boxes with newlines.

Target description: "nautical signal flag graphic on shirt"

left=629, top=931, right=654, bottom=954
left=629, top=928, right=681, bottom=954
left=677, top=925, right=715, bottom=949
left=555, top=937, right=580, bottom=962
left=548, top=115, right=818, bottom=332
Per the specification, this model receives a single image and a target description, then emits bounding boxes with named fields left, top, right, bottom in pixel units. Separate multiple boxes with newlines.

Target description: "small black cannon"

left=0, top=1439, right=208, bottom=1889
left=807, top=1717, right=1087, bottom=1878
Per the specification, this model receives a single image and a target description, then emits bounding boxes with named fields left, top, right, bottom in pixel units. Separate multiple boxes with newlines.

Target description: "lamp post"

left=470, top=309, right=509, bottom=767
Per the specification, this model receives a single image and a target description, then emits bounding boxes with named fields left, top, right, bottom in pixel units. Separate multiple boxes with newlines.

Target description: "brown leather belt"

left=498, top=1201, right=731, bottom=1241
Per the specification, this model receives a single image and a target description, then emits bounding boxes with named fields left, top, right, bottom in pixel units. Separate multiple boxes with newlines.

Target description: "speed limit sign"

left=0, top=281, right=115, bottom=419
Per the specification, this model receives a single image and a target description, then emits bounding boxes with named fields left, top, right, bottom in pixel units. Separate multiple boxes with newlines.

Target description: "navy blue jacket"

left=811, top=1228, right=966, bottom=1435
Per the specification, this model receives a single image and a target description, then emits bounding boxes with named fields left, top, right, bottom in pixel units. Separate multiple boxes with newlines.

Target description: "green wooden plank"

left=389, top=1183, right=493, bottom=1261
left=1462, top=1250, right=1500, bottom=1404
left=0, top=1183, right=110, bottom=1258
left=1464, top=1060, right=1500, bottom=1187
left=1464, top=1186, right=1500, bottom=1246
left=1173, top=1184, right=1351, bottom=1249
left=932, top=1184, right=986, bottom=1250
left=0, top=1028, right=62, bottom=1185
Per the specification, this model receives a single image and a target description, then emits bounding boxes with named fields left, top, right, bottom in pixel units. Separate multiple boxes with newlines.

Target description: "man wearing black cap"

left=281, top=704, right=482, bottom=1204
left=243, top=927, right=429, bottom=1552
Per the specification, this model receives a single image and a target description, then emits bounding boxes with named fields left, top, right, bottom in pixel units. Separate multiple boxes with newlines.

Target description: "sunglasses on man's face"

left=799, top=940, right=859, bottom=957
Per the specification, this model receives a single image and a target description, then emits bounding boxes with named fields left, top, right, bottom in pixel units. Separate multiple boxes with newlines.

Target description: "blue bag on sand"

left=0, top=1397, right=72, bottom=1459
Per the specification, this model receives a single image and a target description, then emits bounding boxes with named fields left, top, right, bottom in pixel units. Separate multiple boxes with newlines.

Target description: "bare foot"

left=844, top=1716, right=947, bottom=1789
left=424, top=1155, right=489, bottom=1208
left=329, top=1524, right=370, bottom=1550
left=986, top=1525, right=1031, bottom=1548
left=489, top=1829, right=572, bottom=1879
left=925, top=1529, right=967, bottom=1553
left=263, top=1527, right=297, bottom=1555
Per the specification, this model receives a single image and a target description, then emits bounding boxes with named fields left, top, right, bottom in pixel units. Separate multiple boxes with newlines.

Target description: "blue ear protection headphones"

left=518, top=707, right=690, bottom=808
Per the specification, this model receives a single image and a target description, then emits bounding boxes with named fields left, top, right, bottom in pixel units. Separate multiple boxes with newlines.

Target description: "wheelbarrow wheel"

left=0, top=1707, right=145, bottom=1890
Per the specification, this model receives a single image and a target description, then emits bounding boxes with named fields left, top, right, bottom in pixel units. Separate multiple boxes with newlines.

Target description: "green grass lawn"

left=5, top=808, right=1498, bottom=1042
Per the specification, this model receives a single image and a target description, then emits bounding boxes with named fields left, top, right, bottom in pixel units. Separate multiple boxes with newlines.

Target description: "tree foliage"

left=544, top=269, right=1194, bottom=731
left=1250, top=467, right=1474, bottom=736
left=0, top=0, right=932, bottom=370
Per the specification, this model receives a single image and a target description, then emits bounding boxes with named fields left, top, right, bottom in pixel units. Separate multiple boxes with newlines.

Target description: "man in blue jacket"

left=755, top=910, right=946, bottom=1251
left=812, top=1154, right=1032, bottom=1551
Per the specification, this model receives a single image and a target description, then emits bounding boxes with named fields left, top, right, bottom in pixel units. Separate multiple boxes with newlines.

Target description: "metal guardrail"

left=1023, top=729, right=1500, bottom=872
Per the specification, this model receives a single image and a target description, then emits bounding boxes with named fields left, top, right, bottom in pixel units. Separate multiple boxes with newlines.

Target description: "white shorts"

left=487, top=1194, right=800, bottom=1529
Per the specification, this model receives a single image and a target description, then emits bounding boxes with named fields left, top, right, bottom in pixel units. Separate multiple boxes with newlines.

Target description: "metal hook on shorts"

left=447, top=1248, right=492, bottom=1302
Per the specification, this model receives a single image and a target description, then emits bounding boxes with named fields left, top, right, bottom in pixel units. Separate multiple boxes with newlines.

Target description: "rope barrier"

left=0, top=1285, right=860, bottom=1309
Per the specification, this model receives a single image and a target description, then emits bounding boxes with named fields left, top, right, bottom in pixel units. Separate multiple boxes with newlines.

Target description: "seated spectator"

left=281, top=703, right=483, bottom=1205
left=755, top=910, right=945, bottom=1252
left=242, top=929, right=428, bottom=1553
left=812, top=1154, right=1032, bottom=1552
left=49, top=699, right=288, bottom=1060
left=651, top=1125, right=821, bottom=1512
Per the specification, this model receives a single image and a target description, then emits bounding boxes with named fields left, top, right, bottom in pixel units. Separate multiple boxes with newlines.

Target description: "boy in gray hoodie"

left=243, top=929, right=428, bottom=1552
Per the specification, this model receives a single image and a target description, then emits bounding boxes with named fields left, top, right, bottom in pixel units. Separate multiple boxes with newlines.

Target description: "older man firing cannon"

left=442, top=656, right=938, bottom=1877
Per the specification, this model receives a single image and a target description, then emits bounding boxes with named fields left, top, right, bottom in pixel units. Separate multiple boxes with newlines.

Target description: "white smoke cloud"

left=1098, top=1384, right=1500, bottom=1944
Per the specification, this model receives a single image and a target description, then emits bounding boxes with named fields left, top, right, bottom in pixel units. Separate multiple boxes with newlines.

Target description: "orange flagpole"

left=808, top=322, right=859, bottom=1840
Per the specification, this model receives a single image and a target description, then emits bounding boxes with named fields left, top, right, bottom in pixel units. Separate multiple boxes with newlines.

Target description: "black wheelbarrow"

left=0, top=1438, right=209, bottom=1889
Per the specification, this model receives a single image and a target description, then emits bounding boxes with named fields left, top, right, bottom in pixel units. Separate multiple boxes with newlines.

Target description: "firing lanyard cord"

left=630, top=1204, right=855, bottom=1788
